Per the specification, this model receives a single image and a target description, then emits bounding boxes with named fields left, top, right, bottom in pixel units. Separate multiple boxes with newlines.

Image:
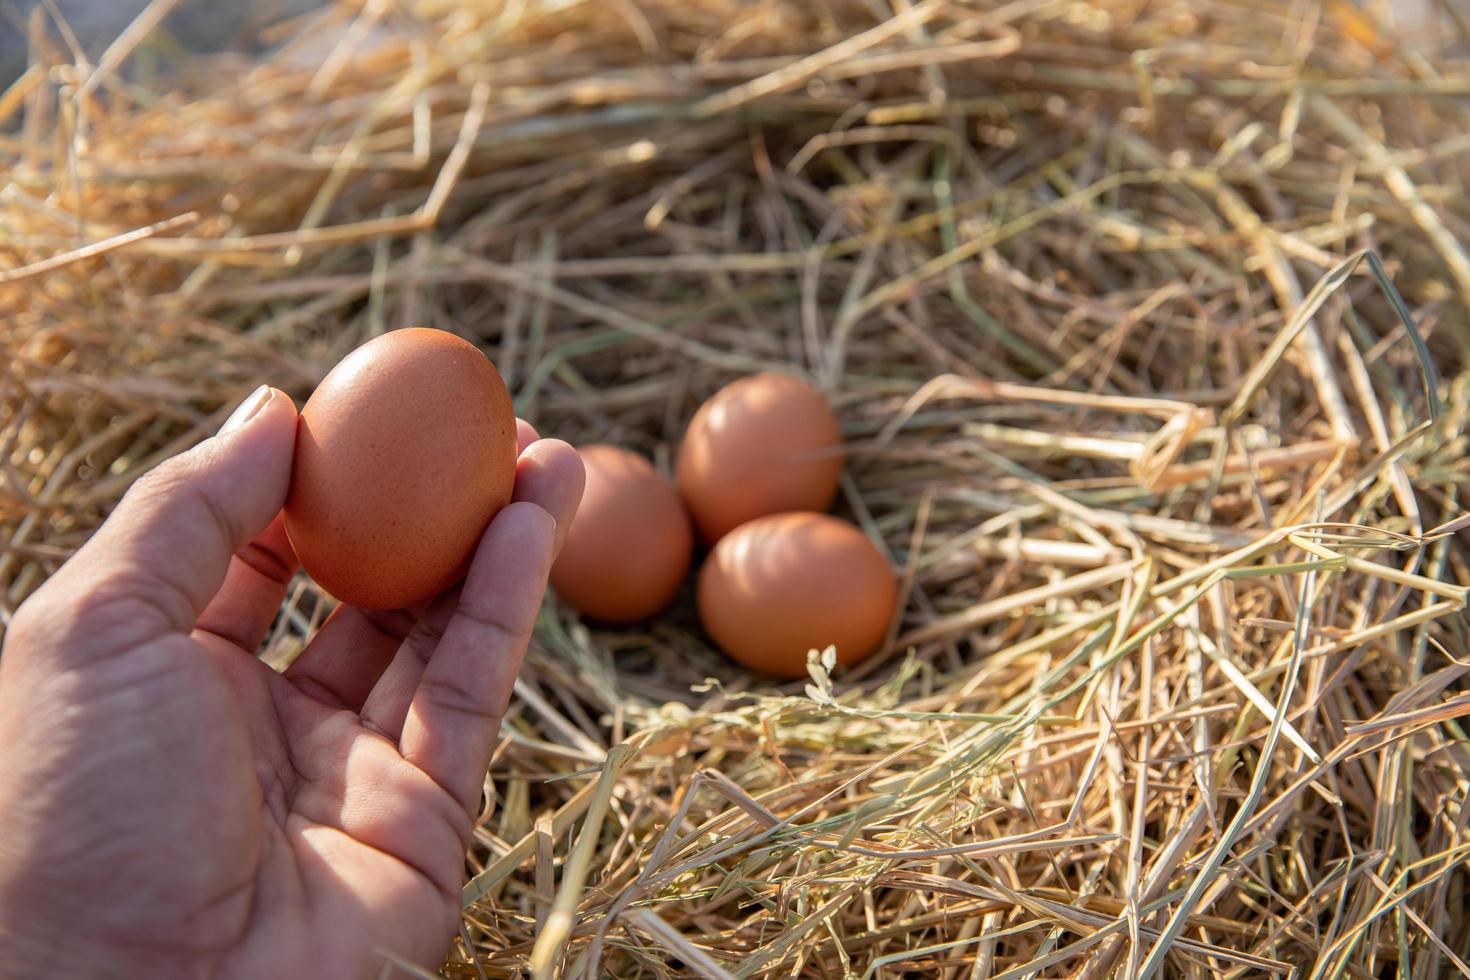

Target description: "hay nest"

left=5, top=0, right=1470, bottom=976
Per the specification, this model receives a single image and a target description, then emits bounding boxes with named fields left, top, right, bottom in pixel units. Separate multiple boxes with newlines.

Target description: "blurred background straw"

left=5, top=0, right=1470, bottom=976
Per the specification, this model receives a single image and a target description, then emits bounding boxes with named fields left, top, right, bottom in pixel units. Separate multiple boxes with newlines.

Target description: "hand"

left=0, top=385, right=584, bottom=979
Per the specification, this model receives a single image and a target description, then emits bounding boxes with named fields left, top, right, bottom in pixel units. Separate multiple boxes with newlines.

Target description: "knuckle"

left=402, top=616, right=449, bottom=666
left=69, top=576, right=179, bottom=640
left=124, top=453, right=194, bottom=506
left=359, top=607, right=416, bottom=645
left=5, top=576, right=165, bottom=659
left=455, top=600, right=525, bottom=646
left=427, top=775, right=476, bottom=850
left=234, top=539, right=294, bottom=585
left=418, top=672, right=500, bottom=726
left=125, top=452, right=238, bottom=548
left=3, top=601, right=39, bottom=653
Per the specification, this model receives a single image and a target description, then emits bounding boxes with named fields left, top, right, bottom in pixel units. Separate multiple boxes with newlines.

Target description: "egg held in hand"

left=676, top=373, right=843, bottom=543
left=550, top=445, right=692, bottom=623
left=697, top=512, right=897, bottom=679
left=283, top=327, right=518, bottom=611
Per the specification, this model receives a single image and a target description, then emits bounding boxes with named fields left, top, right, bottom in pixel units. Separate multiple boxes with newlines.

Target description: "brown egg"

left=283, top=328, right=517, bottom=610
left=698, top=512, right=896, bottom=679
left=676, top=373, right=843, bottom=543
left=550, top=445, right=692, bottom=623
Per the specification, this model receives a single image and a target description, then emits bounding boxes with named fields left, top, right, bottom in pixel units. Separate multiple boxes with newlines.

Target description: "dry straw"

left=4, top=0, right=1470, bottom=976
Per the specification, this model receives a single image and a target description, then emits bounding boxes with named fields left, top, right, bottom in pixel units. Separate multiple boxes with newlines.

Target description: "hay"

left=5, top=0, right=1470, bottom=975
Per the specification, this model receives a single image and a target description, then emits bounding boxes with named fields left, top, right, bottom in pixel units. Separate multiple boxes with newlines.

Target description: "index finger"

left=193, top=513, right=299, bottom=652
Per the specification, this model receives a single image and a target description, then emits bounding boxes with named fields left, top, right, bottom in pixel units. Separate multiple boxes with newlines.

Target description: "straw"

left=5, top=0, right=1470, bottom=976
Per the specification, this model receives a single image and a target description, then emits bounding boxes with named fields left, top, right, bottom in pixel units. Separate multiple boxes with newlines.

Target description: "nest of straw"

left=6, top=0, right=1470, bottom=976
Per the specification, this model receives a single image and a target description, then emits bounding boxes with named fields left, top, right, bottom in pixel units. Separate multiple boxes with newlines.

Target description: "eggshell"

left=550, top=445, right=692, bottom=623
left=283, top=328, right=517, bottom=610
left=697, top=512, right=896, bottom=679
left=676, top=373, right=843, bottom=543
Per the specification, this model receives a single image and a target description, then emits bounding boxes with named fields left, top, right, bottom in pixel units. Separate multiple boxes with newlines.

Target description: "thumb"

left=47, top=386, right=299, bottom=640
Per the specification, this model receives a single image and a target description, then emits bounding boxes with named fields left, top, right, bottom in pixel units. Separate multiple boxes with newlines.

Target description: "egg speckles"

left=676, top=373, right=843, bottom=543
left=283, top=328, right=517, bottom=610
left=550, top=445, right=692, bottom=623
left=697, top=512, right=896, bottom=679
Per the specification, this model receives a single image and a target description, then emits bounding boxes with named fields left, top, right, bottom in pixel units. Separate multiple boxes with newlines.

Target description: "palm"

left=20, top=627, right=467, bottom=977
left=0, top=390, right=583, bottom=979
left=209, top=633, right=468, bottom=978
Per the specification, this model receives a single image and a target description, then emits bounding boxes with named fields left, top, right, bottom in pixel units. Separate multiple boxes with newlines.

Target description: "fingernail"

left=219, top=385, right=272, bottom=435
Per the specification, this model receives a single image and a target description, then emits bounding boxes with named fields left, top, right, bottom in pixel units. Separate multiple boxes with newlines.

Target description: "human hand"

left=0, top=385, right=584, bottom=978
